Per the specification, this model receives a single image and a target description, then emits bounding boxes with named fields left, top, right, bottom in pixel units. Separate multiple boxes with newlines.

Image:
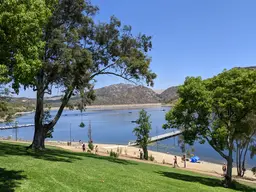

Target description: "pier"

left=128, top=130, right=183, bottom=146
left=0, top=124, right=34, bottom=130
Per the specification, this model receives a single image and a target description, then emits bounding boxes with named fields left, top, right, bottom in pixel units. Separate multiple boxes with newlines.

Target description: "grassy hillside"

left=0, top=142, right=255, bottom=192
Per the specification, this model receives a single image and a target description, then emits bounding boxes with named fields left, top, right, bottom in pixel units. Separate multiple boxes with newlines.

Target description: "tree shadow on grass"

left=156, top=171, right=256, bottom=192
left=0, top=142, right=137, bottom=165
left=0, top=168, right=26, bottom=192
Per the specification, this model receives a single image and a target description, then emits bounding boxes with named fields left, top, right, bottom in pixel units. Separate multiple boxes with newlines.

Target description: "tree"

left=0, top=0, right=156, bottom=150
left=164, top=68, right=256, bottom=187
left=234, top=112, right=256, bottom=177
left=0, top=64, right=12, bottom=119
left=88, top=120, right=93, bottom=151
left=133, top=109, right=152, bottom=160
left=252, top=167, right=256, bottom=176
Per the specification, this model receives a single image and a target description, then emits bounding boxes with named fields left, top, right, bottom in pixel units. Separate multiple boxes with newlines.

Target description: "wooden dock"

left=128, top=130, right=183, bottom=146
left=0, top=124, right=34, bottom=130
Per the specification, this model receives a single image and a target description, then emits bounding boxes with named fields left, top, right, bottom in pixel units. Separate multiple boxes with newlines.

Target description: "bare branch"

left=44, top=89, right=73, bottom=131
left=93, top=71, right=137, bottom=84
left=90, top=60, right=120, bottom=80
left=205, top=136, right=228, bottom=159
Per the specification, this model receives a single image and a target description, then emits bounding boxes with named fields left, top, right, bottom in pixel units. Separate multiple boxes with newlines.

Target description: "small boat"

left=131, top=120, right=136, bottom=123
left=128, top=112, right=132, bottom=114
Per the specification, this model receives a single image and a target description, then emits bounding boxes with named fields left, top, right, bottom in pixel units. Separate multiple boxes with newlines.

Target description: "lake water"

left=0, top=106, right=255, bottom=168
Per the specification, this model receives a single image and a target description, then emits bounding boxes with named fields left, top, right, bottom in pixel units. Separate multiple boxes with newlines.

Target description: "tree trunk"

left=143, top=147, right=148, bottom=160
left=241, top=142, right=250, bottom=177
left=236, top=143, right=241, bottom=176
left=30, top=87, right=45, bottom=150
left=225, top=150, right=233, bottom=187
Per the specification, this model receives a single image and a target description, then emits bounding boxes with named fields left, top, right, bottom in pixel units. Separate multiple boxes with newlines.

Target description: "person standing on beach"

left=182, top=155, right=186, bottom=168
left=173, top=156, right=179, bottom=168
left=139, top=149, right=143, bottom=160
left=222, top=163, right=227, bottom=176
left=95, top=145, right=98, bottom=154
left=82, top=143, right=86, bottom=152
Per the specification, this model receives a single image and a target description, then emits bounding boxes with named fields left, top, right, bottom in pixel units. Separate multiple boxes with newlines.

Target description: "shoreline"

left=52, top=103, right=171, bottom=111
left=0, top=103, right=170, bottom=123
left=1, top=139, right=255, bottom=183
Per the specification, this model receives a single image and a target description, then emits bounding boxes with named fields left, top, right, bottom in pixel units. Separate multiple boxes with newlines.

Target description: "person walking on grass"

left=173, top=156, right=179, bottom=168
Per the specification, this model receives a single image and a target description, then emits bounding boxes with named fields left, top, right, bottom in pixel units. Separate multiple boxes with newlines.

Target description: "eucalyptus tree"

left=0, top=0, right=156, bottom=149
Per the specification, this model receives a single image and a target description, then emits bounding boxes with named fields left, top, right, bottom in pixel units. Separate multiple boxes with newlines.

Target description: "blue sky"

left=18, top=0, right=256, bottom=97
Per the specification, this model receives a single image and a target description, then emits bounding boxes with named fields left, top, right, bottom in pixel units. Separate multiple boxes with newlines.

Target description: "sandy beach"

left=43, top=140, right=255, bottom=183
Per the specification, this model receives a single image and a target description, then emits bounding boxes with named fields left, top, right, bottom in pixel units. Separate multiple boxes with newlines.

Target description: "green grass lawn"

left=0, top=142, right=255, bottom=192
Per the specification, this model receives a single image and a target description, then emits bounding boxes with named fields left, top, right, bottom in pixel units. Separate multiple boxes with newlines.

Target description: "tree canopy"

left=164, top=68, right=256, bottom=186
left=133, top=109, right=152, bottom=160
left=0, top=0, right=156, bottom=149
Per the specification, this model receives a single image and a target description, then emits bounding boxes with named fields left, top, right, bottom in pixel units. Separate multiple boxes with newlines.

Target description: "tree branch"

left=44, top=89, right=73, bottom=131
left=89, top=60, right=120, bottom=80
left=205, top=136, right=228, bottom=159
left=91, top=71, right=137, bottom=84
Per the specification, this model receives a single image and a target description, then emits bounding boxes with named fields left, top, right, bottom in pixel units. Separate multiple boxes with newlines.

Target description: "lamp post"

left=69, top=123, right=72, bottom=145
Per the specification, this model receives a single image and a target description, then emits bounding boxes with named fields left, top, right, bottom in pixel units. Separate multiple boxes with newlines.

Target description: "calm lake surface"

left=0, top=106, right=255, bottom=167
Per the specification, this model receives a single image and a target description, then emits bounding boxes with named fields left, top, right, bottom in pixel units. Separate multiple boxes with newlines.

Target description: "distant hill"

left=159, top=86, right=179, bottom=103
left=11, top=83, right=179, bottom=107
left=87, top=83, right=161, bottom=105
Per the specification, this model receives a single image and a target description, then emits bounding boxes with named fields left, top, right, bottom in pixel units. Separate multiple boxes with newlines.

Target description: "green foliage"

left=79, top=122, right=85, bottom=128
left=1, top=0, right=156, bottom=149
left=252, top=167, right=256, bottom=176
left=164, top=68, right=256, bottom=184
left=0, top=0, right=54, bottom=91
left=88, top=141, right=94, bottom=151
left=109, top=150, right=119, bottom=158
left=149, top=154, right=155, bottom=161
left=133, top=109, right=152, bottom=160
left=0, top=86, right=15, bottom=120
left=234, top=112, right=256, bottom=176
left=117, top=147, right=123, bottom=155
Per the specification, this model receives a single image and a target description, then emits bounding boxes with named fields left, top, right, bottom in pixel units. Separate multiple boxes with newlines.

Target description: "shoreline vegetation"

left=1, top=139, right=255, bottom=185
left=0, top=103, right=172, bottom=123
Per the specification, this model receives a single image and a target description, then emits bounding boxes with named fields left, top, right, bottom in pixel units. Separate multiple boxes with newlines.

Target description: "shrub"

left=252, top=167, right=256, bottom=176
left=88, top=141, right=94, bottom=151
left=110, top=150, right=119, bottom=158
left=117, top=147, right=123, bottom=155
left=149, top=154, right=154, bottom=161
